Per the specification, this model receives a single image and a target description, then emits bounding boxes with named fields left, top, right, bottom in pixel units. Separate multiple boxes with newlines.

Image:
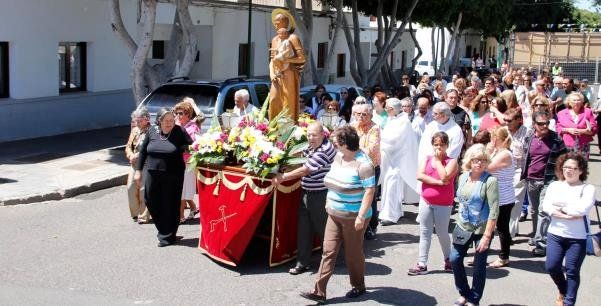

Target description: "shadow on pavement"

left=325, top=287, right=437, bottom=305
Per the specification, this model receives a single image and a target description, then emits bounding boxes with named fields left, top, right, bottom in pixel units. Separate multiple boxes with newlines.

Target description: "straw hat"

left=271, top=8, right=296, bottom=33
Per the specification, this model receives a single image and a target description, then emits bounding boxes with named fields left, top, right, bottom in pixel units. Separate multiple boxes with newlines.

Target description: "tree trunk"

left=173, top=0, right=198, bottom=78
left=365, top=0, right=419, bottom=85
left=286, top=0, right=317, bottom=85
left=319, top=8, right=343, bottom=84
left=442, top=12, right=462, bottom=74
left=408, top=23, right=422, bottom=75
left=132, top=0, right=157, bottom=104
left=431, top=27, right=437, bottom=73
left=434, top=26, right=447, bottom=72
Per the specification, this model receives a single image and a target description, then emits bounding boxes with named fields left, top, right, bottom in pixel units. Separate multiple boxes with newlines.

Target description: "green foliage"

left=573, top=8, right=601, bottom=26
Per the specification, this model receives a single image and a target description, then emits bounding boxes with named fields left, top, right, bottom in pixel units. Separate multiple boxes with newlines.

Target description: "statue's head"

left=274, top=14, right=289, bottom=29
left=271, top=8, right=296, bottom=33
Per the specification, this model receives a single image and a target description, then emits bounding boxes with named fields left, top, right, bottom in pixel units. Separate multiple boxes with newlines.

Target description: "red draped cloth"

left=196, top=166, right=303, bottom=266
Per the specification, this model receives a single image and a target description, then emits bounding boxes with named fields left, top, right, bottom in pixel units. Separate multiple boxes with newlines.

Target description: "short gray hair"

left=131, top=107, right=150, bottom=119
left=433, top=101, right=452, bottom=118
left=354, top=96, right=367, bottom=105
left=386, top=97, right=403, bottom=114
left=234, top=89, right=250, bottom=102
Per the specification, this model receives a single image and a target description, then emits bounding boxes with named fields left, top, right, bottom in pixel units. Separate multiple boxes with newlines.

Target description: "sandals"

left=488, top=258, right=509, bottom=268
left=179, top=217, right=187, bottom=224
left=288, top=265, right=310, bottom=275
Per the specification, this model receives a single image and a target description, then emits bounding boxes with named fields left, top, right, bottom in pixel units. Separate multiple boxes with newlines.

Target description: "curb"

left=0, top=173, right=128, bottom=206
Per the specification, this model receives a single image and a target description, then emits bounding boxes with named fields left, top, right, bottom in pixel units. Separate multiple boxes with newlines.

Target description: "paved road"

left=1, top=184, right=601, bottom=305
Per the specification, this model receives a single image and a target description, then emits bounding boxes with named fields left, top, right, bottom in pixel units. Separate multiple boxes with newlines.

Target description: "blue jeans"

left=450, top=233, right=489, bottom=304
left=545, top=233, right=587, bottom=306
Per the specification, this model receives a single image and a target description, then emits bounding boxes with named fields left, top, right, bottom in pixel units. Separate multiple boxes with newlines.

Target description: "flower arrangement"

left=188, top=98, right=309, bottom=177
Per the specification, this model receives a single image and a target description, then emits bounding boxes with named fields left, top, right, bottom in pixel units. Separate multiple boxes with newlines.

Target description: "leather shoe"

left=299, top=291, right=325, bottom=304
left=345, top=287, right=366, bottom=298
left=379, top=220, right=396, bottom=226
left=289, top=265, right=310, bottom=275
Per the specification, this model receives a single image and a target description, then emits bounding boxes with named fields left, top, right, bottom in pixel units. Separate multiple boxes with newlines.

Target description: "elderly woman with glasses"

left=125, top=108, right=152, bottom=224
left=378, top=98, right=419, bottom=226
left=135, top=108, right=193, bottom=247
left=174, top=98, right=202, bottom=224
left=542, top=152, right=595, bottom=306
left=556, top=92, right=597, bottom=159
left=450, top=144, right=499, bottom=306
left=351, top=103, right=381, bottom=239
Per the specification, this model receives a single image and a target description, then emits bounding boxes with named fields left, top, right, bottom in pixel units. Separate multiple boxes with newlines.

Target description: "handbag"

left=583, top=216, right=601, bottom=256
left=452, top=224, right=473, bottom=245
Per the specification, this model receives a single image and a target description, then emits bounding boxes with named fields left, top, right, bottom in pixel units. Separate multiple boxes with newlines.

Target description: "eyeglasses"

left=353, top=112, right=369, bottom=117
left=562, top=166, right=579, bottom=171
left=354, top=101, right=366, bottom=105
left=472, top=158, right=488, bottom=164
left=535, top=120, right=550, bottom=126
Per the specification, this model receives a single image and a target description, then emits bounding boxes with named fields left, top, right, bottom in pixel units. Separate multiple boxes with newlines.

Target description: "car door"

left=220, top=84, right=250, bottom=115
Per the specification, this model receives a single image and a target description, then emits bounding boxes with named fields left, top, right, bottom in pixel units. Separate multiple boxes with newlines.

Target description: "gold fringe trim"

left=197, top=167, right=301, bottom=201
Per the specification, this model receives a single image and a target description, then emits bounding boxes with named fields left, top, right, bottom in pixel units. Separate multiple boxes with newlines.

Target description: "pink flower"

left=256, top=123, right=268, bottom=132
left=260, top=153, right=270, bottom=162
left=275, top=141, right=285, bottom=150
left=220, top=133, right=229, bottom=141
left=299, top=122, right=308, bottom=128
left=193, top=143, right=199, bottom=151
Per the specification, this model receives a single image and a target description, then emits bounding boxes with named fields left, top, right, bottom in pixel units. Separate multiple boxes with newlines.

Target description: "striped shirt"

left=324, top=151, right=376, bottom=218
left=301, top=139, right=336, bottom=191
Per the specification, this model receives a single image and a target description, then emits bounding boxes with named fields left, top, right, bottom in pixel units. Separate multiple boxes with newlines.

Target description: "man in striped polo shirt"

left=273, top=122, right=336, bottom=275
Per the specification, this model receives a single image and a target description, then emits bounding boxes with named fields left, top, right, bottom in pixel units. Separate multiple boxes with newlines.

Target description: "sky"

left=575, top=0, right=596, bottom=11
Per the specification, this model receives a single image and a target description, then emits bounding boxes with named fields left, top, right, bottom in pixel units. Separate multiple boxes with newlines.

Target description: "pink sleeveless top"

left=421, top=155, right=455, bottom=206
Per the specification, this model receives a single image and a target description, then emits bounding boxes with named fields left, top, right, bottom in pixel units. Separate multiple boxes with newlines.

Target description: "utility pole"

left=247, top=0, right=252, bottom=78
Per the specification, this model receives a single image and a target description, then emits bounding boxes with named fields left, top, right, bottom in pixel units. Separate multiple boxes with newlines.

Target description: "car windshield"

left=142, top=84, right=218, bottom=116
left=418, top=61, right=428, bottom=66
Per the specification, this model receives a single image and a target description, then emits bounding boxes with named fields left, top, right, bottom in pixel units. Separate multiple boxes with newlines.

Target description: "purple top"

left=527, top=134, right=552, bottom=180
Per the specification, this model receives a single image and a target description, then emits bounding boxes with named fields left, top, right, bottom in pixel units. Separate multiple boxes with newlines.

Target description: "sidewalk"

left=0, top=126, right=131, bottom=205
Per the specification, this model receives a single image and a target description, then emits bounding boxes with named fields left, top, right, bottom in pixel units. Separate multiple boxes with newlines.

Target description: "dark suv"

left=136, top=77, right=271, bottom=131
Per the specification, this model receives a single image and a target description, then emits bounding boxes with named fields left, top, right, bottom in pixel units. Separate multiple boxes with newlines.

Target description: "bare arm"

left=272, top=165, right=311, bottom=185
left=417, top=157, right=443, bottom=185
left=356, top=187, right=375, bottom=230
left=487, top=150, right=512, bottom=172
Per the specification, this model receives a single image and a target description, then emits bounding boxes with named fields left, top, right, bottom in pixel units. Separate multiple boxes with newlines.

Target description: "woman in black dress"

left=134, top=109, right=192, bottom=247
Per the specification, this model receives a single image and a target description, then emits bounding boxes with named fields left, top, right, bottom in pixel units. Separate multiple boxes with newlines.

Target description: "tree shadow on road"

left=324, top=286, right=437, bottom=305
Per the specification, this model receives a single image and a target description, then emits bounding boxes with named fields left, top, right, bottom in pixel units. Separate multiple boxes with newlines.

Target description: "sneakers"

left=444, top=258, right=453, bottom=272
left=407, top=263, right=428, bottom=275
left=532, top=247, right=546, bottom=257
left=519, top=213, right=527, bottom=222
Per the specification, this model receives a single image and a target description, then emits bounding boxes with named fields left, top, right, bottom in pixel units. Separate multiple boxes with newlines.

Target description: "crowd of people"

left=286, top=66, right=598, bottom=306
left=125, top=65, right=599, bottom=306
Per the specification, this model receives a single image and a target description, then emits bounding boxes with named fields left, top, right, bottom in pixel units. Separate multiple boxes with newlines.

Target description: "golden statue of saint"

left=268, top=8, right=306, bottom=122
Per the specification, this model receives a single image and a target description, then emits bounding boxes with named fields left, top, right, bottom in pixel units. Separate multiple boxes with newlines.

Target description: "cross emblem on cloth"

left=209, top=205, right=238, bottom=232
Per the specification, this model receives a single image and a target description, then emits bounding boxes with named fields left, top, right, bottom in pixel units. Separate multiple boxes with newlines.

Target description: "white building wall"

left=0, top=0, right=134, bottom=99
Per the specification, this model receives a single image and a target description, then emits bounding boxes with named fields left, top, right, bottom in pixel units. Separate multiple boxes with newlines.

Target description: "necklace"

left=159, top=130, right=171, bottom=140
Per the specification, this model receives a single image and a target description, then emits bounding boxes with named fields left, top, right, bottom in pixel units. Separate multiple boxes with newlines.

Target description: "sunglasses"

left=353, top=112, right=369, bottom=117
left=535, top=120, right=550, bottom=126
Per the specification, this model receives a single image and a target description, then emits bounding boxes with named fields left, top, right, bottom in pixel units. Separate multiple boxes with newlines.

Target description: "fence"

left=511, top=58, right=601, bottom=103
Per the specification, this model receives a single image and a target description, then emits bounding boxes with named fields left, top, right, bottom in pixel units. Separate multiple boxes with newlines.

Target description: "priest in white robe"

left=378, top=98, right=420, bottom=225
